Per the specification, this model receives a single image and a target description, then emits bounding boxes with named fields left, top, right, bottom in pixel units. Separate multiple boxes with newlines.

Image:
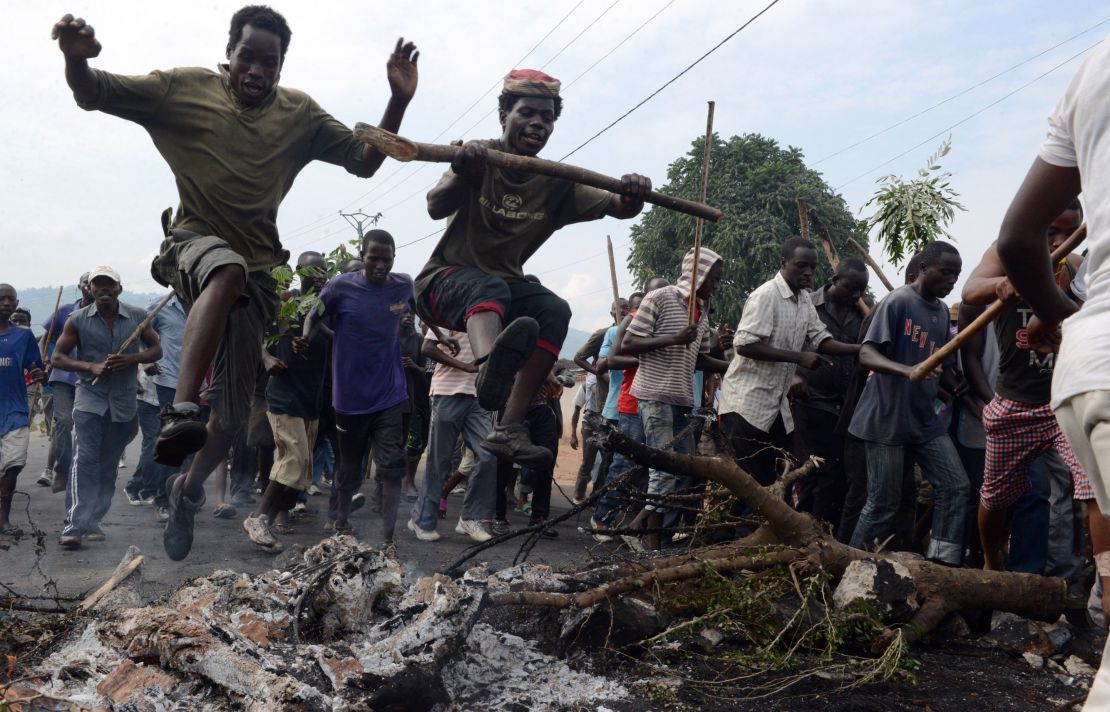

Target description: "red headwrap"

left=502, top=69, right=561, bottom=98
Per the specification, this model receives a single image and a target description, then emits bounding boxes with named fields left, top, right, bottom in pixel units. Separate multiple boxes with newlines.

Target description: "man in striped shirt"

left=621, top=248, right=731, bottom=550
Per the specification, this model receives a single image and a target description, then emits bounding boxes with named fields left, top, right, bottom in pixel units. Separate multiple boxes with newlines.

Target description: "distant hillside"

left=15, top=287, right=604, bottom=355
left=561, top=327, right=594, bottom=361
left=14, top=285, right=167, bottom=335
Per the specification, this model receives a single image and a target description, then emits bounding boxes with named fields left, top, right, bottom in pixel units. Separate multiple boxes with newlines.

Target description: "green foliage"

left=628, top=133, right=867, bottom=327
left=864, top=137, right=966, bottom=266
left=642, top=560, right=915, bottom=700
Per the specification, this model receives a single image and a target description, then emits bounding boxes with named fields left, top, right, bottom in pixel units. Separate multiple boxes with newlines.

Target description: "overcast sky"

left=4, top=1, right=1106, bottom=333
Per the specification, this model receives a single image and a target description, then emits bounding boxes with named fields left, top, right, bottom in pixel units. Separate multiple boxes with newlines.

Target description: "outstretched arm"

left=421, top=338, right=474, bottom=372
left=604, top=174, right=651, bottom=219
left=360, top=38, right=419, bottom=174
left=962, top=243, right=1019, bottom=306
left=52, top=14, right=102, bottom=103
left=623, top=325, right=698, bottom=355
left=997, top=158, right=1082, bottom=327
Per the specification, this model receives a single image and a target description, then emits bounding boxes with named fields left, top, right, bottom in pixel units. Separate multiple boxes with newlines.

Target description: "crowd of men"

left=5, top=4, right=1110, bottom=696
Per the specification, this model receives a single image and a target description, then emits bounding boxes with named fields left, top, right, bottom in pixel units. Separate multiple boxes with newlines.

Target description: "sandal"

left=0, top=525, right=23, bottom=536
left=212, top=503, right=238, bottom=519
left=272, top=523, right=294, bottom=535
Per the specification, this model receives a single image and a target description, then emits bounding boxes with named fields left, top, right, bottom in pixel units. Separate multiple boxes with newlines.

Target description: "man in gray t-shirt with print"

left=848, top=241, right=970, bottom=566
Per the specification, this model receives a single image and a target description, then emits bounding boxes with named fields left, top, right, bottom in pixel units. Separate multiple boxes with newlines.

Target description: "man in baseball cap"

left=50, top=265, right=162, bottom=549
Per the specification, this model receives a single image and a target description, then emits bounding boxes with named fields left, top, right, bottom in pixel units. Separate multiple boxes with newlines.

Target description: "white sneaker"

left=292, top=501, right=308, bottom=514
left=407, top=518, right=441, bottom=542
left=590, top=517, right=613, bottom=543
left=621, top=534, right=645, bottom=553
left=455, top=518, right=492, bottom=543
left=307, top=484, right=321, bottom=496
left=243, top=515, right=282, bottom=551
left=36, top=468, right=52, bottom=487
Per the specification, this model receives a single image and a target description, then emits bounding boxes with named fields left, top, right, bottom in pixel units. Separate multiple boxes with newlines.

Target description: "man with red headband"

left=416, top=69, right=651, bottom=467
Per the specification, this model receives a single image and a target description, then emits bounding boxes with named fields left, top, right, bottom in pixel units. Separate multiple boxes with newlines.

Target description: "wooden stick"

left=796, top=198, right=810, bottom=241
left=90, top=292, right=174, bottom=386
left=908, top=223, right=1087, bottom=382
left=353, top=123, right=722, bottom=223
left=847, top=237, right=895, bottom=292
left=78, top=555, right=143, bottom=612
left=606, top=236, right=621, bottom=325
left=689, top=101, right=716, bottom=324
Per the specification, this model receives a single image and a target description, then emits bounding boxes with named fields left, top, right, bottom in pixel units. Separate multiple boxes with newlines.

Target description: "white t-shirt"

left=1038, top=38, right=1110, bottom=408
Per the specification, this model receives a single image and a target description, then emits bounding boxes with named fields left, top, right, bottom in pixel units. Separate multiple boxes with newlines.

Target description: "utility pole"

left=340, top=210, right=383, bottom=240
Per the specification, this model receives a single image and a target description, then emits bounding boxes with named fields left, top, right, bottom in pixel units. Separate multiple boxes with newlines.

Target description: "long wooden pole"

left=606, top=235, right=620, bottom=325
left=27, top=286, right=64, bottom=422
left=796, top=198, right=810, bottom=241
left=688, top=101, right=716, bottom=325
left=90, top=292, right=174, bottom=386
left=847, top=238, right=896, bottom=292
left=353, top=123, right=722, bottom=223
left=908, top=223, right=1087, bottom=382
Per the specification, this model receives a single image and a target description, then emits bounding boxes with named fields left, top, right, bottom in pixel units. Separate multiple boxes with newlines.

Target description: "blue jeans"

left=64, top=410, right=138, bottom=536
left=1006, top=455, right=1050, bottom=574
left=639, top=400, right=694, bottom=513
left=412, top=395, right=496, bottom=530
left=312, top=437, right=334, bottom=485
left=126, top=385, right=177, bottom=506
left=50, top=382, right=76, bottom=478
left=595, top=411, right=647, bottom=526
left=850, top=435, right=969, bottom=565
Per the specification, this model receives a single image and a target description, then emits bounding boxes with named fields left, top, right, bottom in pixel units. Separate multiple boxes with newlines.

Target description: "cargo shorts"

left=151, top=229, right=280, bottom=436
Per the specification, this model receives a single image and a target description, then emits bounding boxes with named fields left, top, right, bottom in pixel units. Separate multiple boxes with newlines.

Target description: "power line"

left=397, top=227, right=444, bottom=250
left=562, top=0, right=676, bottom=91
left=812, top=16, right=1110, bottom=166
left=561, top=0, right=784, bottom=161
left=539, top=0, right=622, bottom=70
left=834, top=41, right=1100, bottom=192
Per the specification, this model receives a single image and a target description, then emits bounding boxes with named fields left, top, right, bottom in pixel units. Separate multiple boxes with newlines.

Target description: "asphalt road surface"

left=0, top=432, right=596, bottom=603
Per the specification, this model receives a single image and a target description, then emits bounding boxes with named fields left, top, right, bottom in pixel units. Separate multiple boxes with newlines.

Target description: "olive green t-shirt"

left=78, top=66, right=373, bottom=272
left=415, top=139, right=612, bottom=293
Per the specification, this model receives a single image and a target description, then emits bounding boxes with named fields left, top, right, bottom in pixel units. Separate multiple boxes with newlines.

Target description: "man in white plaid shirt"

left=719, top=237, right=861, bottom=485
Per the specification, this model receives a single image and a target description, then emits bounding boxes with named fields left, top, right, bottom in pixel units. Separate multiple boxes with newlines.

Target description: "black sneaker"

left=163, top=473, right=205, bottom=561
left=481, top=423, right=554, bottom=469
left=155, top=402, right=207, bottom=466
left=351, top=492, right=366, bottom=512
left=475, top=317, right=538, bottom=412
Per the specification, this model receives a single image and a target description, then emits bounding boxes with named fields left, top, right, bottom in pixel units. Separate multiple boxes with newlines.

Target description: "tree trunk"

left=495, top=420, right=1075, bottom=648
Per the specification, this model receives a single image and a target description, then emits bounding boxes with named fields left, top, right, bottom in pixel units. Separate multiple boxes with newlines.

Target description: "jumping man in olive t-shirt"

left=416, top=69, right=651, bottom=468
left=53, top=6, right=419, bottom=561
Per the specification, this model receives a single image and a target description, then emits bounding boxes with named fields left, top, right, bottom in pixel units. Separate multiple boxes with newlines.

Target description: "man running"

left=0, top=285, right=45, bottom=535
left=415, top=68, right=650, bottom=467
left=53, top=6, right=419, bottom=559
left=301, top=230, right=411, bottom=544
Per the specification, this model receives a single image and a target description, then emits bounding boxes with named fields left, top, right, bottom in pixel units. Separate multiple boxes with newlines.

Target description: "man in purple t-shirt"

left=301, top=230, right=414, bottom=544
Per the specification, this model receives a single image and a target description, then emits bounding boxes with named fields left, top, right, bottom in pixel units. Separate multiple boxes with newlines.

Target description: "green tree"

left=864, top=137, right=966, bottom=266
left=628, top=133, right=867, bottom=328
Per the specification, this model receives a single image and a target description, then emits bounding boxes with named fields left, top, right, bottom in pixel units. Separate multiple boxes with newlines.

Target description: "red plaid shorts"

left=980, top=395, right=1093, bottom=510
